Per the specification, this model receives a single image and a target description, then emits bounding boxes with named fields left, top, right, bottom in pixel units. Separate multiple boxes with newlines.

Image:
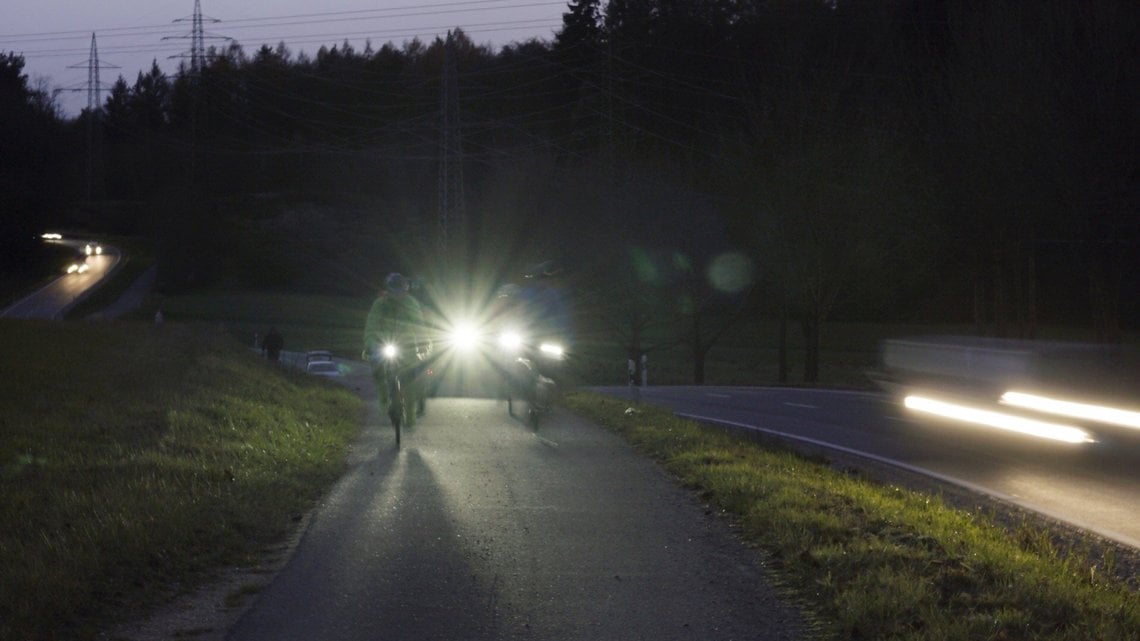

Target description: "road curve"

left=597, top=385, right=1140, bottom=551
left=1, top=240, right=120, bottom=320
left=226, top=375, right=806, bottom=641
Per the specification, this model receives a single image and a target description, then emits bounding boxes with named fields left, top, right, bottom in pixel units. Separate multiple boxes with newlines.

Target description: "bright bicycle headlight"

left=382, top=343, right=399, bottom=359
left=539, top=342, right=564, bottom=359
left=498, top=330, right=523, bottom=352
left=448, top=323, right=480, bottom=352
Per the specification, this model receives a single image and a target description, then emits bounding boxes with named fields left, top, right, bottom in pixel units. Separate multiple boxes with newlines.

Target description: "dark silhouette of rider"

left=363, top=273, right=429, bottom=423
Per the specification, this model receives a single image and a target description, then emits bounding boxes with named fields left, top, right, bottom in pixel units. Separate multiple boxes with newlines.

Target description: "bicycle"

left=371, top=342, right=422, bottom=447
left=499, top=330, right=563, bottom=429
left=383, top=350, right=405, bottom=446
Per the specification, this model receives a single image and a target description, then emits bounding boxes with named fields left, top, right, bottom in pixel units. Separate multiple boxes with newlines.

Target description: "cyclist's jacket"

left=363, top=292, right=427, bottom=361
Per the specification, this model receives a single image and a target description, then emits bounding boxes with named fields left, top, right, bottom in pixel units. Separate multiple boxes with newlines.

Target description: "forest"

left=2, top=0, right=1136, bottom=382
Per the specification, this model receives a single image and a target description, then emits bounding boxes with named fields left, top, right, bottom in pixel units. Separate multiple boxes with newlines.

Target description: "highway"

left=595, top=385, right=1140, bottom=551
left=1, top=238, right=119, bottom=320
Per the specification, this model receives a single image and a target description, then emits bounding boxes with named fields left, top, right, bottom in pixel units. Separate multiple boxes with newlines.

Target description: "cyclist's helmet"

left=385, top=272, right=409, bottom=294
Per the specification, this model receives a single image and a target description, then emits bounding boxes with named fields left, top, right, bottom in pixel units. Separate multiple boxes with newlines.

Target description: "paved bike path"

left=226, top=383, right=806, bottom=640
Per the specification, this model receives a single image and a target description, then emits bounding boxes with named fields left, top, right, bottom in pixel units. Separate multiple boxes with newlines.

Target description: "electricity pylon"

left=163, top=0, right=229, bottom=183
left=438, top=31, right=465, bottom=267
left=164, top=0, right=229, bottom=76
left=64, top=33, right=118, bottom=199
left=66, top=33, right=118, bottom=113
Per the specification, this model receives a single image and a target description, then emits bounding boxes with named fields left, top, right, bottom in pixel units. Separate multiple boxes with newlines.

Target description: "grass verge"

left=131, top=290, right=371, bottom=360
left=562, top=391, right=1140, bottom=641
left=0, top=319, right=363, bottom=640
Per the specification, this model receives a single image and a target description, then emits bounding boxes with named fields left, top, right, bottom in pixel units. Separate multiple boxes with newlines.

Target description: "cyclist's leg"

left=371, top=365, right=389, bottom=407
left=408, top=363, right=426, bottom=419
left=386, top=375, right=402, bottom=425
left=515, top=358, right=539, bottom=404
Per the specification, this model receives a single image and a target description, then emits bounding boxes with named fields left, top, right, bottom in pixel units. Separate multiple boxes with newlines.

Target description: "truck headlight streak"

left=904, top=395, right=1094, bottom=444
left=1001, top=391, right=1140, bottom=431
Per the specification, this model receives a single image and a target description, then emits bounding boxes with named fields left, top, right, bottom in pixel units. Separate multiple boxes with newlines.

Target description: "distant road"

left=595, top=385, right=1140, bottom=551
left=1, top=239, right=120, bottom=320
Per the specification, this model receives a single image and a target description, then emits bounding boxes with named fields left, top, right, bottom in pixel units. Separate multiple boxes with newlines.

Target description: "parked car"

left=306, top=350, right=334, bottom=363
left=306, top=360, right=342, bottom=377
left=304, top=350, right=342, bottom=377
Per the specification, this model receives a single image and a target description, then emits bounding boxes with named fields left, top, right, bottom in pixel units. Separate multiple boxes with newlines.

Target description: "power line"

left=0, top=1, right=564, bottom=44
left=439, top=31, right=465, bottom=259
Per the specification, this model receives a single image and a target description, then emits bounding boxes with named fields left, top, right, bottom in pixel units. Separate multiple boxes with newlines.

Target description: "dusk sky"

left=2, top=0, right=567, bottom=117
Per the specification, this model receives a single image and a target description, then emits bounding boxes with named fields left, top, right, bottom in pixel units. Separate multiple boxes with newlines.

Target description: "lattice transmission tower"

left=65, top=33, right=118, bottom=113
left=438, top=31, right=466, bottom=264
left=61, top=33, right=118, bottom=199
left=164, top=0, right=229, bottom=75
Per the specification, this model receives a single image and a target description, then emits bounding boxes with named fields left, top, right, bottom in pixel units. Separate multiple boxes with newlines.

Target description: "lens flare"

left=707, top=251, right=753, bottom=293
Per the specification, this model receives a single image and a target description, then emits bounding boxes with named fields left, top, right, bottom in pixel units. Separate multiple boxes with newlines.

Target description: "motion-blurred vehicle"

left=872, top=336, right=1140, bottom=443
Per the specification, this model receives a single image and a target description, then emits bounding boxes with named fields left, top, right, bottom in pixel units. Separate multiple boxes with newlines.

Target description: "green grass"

left=6, top=264, right=1138, bottom=640
left=0, top=319, right=363, bottom=640
left=132, top=290, right=372, bottom=360
left=562, top=392, right=1140, bottom=641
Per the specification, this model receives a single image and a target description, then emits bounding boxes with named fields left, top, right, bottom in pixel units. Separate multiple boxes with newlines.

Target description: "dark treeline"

left=2, top=0, right=1136, bottom=381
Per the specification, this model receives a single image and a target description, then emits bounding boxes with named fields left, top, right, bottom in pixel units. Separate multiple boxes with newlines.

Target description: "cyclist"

left=363, top=272, right=430, bottom=426
left=492, top=262, right=572, bottom=419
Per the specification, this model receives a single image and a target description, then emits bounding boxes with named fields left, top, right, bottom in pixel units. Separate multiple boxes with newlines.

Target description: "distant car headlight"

left=66, top=262, right=89, bottom=274
left=41, top=233, right=62, bottom=240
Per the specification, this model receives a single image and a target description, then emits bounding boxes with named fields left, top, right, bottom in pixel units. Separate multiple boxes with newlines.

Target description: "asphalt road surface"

left=597, top=386, right=1140, bottom=551
left=226, top=373, right=805, bottom=641
left=1, top=239, right=119, bottom=320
